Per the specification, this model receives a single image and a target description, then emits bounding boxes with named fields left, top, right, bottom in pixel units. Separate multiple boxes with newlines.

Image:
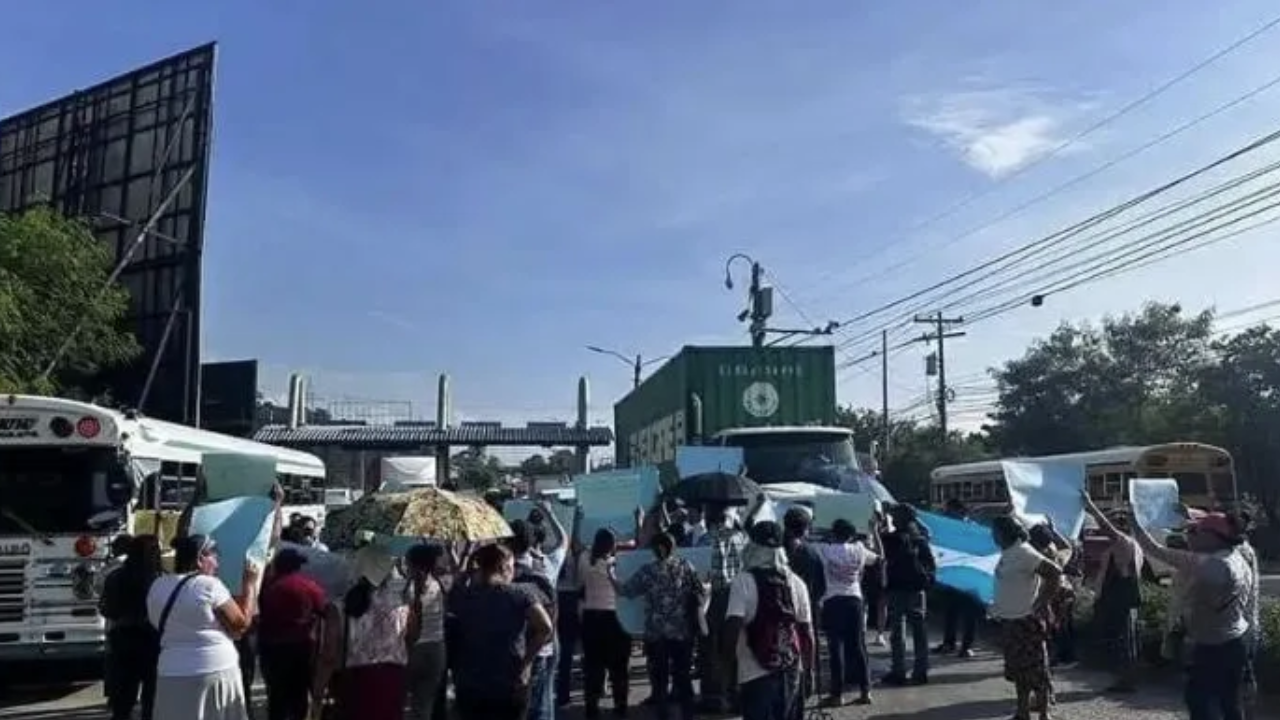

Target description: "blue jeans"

left=738, top=668, right=801, bottom=720
left=887, top=590, right=929, bottom=680
left=527, top=653, right=555, bottom=720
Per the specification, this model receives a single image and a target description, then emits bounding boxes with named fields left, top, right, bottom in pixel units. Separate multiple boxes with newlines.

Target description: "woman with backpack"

left=724, top=521, right=816, bottom=720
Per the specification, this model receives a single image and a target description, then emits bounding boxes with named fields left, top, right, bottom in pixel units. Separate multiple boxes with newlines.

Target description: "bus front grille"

left=0, top=562, right=25, bottom=623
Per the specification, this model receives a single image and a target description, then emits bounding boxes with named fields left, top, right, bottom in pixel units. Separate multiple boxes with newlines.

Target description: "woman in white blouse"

left=990, top=516, right=1062, bottom=720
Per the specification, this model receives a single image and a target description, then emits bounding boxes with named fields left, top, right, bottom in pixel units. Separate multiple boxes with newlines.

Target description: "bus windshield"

left=719, top=431, right=860, bottom=488
left=0, top=447, right=131, bottom=535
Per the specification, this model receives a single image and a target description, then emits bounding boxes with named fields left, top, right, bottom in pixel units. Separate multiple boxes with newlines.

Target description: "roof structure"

left=253, top=422, right=614, bottom=449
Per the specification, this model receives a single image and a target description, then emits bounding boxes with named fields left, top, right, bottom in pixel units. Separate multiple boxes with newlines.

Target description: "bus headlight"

left=70, top=563, right=97, bottom=600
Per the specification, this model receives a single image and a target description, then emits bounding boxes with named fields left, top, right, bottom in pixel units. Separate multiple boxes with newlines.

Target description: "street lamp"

left=724, top=253, right=755, bottom=290
left=585, top=346, right=669, bottom=388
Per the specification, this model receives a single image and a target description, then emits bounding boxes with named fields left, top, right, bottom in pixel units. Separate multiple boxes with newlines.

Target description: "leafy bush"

left=1078, top=582, right=1280, bottom=683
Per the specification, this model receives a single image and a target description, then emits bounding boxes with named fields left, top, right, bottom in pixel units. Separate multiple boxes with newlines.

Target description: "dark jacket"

left=883, top=528, right=936, bottom=593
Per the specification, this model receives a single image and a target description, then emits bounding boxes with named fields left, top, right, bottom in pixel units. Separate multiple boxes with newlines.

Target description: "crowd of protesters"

left=93, top=482, right=1264, bottom=720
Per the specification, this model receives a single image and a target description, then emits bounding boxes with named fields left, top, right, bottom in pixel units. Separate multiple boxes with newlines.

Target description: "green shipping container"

left=613, top=345, right=837, bottom=476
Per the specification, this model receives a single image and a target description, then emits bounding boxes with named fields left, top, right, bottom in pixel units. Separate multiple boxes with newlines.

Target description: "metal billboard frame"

left=0, top=43, right=216, bottom=423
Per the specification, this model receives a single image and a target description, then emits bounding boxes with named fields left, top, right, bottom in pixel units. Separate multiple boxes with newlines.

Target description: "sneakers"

left=932, top=643, right=956, bottom=655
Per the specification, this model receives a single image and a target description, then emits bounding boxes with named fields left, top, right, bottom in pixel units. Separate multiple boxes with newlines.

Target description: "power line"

left=805, top=13, right=1280, bottom=309
left=830, top=122, right=1280, bottom=352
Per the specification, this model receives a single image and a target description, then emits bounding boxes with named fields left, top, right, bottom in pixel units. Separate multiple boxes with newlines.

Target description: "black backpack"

left=744, top=569, right=801, bottom=673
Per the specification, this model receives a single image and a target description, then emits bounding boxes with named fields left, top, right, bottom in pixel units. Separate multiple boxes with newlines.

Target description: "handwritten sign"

left=1128, top=478, right=1183, bottom=532
left=574, top=467, right=660, bottom=543
left=614, top=547, right=713, bottom=636
left=811, top=493, right=875, bottom=531
left=202, top=452, right=278, bottom=502
left=189, top=497, right=275, bottom=594
left=675, top=446, right=744, bottom=478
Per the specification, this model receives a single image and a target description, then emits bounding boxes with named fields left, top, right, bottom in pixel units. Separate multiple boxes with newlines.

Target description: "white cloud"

left=903, top=87, right=1089, bottom=179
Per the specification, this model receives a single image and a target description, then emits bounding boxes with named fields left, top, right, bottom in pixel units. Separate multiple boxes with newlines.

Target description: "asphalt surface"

left=0, top=641, right=1255, bottom=720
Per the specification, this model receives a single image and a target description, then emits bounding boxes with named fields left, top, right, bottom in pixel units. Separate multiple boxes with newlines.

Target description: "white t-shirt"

left=816, top=542, right=876, bottom=602
left=146, top=573, right=241, bottom=677
left=991, top=542, right=1048, bottom=620
left=726, top=568, right=813, bottom=685
left=579, top=554, right=617, bottom=611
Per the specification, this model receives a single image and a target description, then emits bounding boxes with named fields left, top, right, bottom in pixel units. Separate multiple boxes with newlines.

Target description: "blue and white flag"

left=917, top=510, right=999, bottom=605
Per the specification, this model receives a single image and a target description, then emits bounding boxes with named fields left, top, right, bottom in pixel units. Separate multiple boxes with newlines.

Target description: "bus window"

left=1209, top=472, right=1236, bottom=501
left=1173, top=472, right=1208, bottom=497
left=1087, top=475, right=1106, bottom=499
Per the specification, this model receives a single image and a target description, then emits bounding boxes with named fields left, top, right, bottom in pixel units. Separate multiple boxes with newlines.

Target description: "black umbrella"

left=673, top=471, right=762, bottom=507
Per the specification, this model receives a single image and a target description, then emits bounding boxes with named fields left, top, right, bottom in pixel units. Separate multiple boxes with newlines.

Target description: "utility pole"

left=880, top=329, right=890, bottom=458
left=744, top=260, right=769, bottom=348
left=631, top=354, right=642, bottom=389
left=913, top=312, right=965, bottom=437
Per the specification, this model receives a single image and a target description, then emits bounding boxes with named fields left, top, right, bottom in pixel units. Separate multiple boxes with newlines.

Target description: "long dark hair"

left=344, top=579, right=374, bottom=619
left=120, top=535, right=163, bottom=598
left=992, top=515, right=1028, bottom=549
left=590, top=528, right=616, bottom=565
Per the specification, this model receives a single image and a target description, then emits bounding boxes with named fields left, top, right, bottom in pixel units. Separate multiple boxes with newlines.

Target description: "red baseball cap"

left=1188, top=512, right=1238, bottom=541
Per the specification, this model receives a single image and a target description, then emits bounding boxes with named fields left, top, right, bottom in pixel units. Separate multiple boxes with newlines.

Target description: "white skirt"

left=153, top=665, right=248, bottom=720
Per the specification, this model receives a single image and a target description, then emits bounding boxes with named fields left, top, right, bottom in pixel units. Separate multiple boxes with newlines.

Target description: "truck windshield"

left=719, top=432, right=860, bottom=488
left=0, top=447, right=130, bottom=535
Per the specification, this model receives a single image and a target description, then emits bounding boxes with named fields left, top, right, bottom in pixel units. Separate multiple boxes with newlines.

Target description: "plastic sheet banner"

left=614, top=547, right=714, bottom=636
left=811, top=493, right=876, bottom=532
left=202, top=452, right=277, bottom=502
left=574, top=467, right=660, bottom=543
left=189, top=497, right=275, bottom=594
left=1128, top=478, right=1183, bottom=532
left=917, top=510, right=999, bottom=605
left=1001, top=460, right=1088, bottom=538
left=675, top=446, right=744, bottom=478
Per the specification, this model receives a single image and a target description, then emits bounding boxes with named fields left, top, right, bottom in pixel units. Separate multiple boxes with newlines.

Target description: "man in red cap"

left=1086, top=494, right=1252, bottom=720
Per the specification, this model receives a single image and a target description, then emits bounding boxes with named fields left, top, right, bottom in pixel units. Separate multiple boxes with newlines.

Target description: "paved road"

left=0, top=642, right=1239, bottom=720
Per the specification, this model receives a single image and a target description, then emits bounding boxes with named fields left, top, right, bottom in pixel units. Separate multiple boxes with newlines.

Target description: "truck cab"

left=708, top=426, right=869, bottom=490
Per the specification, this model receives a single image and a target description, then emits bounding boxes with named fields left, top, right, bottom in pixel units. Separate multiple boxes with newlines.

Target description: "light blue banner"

left=917, top=510, right=999, bottom=605
left=614, top=547, right=713, bottom=636
left=202, top=452, right=277, bottom=502
left=811, top=493, right=876, bottom=531
left=1001, top=459, right=1087, bottom=538
left=675, top=446, right=744, bottom=478
left=189, top=497, right=276, bottom=594
left=1128, top=478, right=1183, bottom=532
left=574, top=467, right=660, bottom=543
left=503, top=499, right=576, bottom=537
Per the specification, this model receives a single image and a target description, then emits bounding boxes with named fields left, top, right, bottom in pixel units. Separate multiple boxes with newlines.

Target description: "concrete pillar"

left=575, top=375, right=590, bottom=474
left=286, top=374, right=304, bottom=429
left=435, top=374, right=452, bottom=484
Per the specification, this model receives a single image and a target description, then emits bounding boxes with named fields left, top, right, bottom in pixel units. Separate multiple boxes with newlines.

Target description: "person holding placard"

left=148, top=534, right=261, bottom=720
left=814, top=517, right=881, bottom=707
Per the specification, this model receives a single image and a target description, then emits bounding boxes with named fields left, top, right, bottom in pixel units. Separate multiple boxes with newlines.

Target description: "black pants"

left=1052, top=605, right=1077, bottom=664
left=821, top=596, right=869, bottom=696
left=455, top=688, right=529, bottom=720
left=260, top=640, right=314, bottom=720
left=555, top=591, right=581, bottom=702
left=105, top=626, right=158, bottom=720
left=645, top=639, right=694, bottom=720
left=581, top=609, right=630, bottom=713
left=940, top=589, right=978, bottom=651
left=236, top=632, right=257, bottom=706
left=1186, top=638, right=1247, bottom=720
left=698, top=588, right=736, bottom=707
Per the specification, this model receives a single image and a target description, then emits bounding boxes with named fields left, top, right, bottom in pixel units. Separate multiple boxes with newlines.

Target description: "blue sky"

left=4, top=2, right=1280, bottom=451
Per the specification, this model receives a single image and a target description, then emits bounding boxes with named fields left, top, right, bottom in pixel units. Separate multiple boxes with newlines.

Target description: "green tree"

left=1197, top=326, right=1280, bottom=525
left=453, top=449, right=504, bottom=491
left=834, top=405, right=991, bottom=504
left=0, top=207, right=140, bottom=395
left=986, top=302, right=1214, bottom=455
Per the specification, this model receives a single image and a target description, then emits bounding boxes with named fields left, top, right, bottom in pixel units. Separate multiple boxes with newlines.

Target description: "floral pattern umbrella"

left=321, top=487, right=512, bottom=549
